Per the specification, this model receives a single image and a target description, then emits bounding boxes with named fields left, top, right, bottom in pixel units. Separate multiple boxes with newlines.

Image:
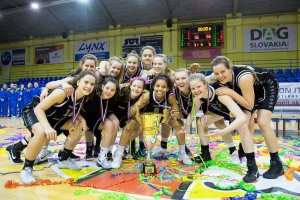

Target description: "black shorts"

left=22, top=97, right=70, bottom=136
left=254, top=79, right=279, bottom=112
left=207, top=107, right=230, bottom=120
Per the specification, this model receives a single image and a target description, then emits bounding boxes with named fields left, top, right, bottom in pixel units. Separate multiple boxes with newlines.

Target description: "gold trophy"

left=140, top=112, right=167, bottom=175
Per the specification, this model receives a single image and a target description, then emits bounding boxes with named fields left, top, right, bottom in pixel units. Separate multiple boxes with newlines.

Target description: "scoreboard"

left=180, top=24, right=224, bottom=48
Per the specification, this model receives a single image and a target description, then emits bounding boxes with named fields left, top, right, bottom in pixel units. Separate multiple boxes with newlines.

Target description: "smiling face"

left=153, top=79, right=169, bottom=99
left=153, top=56, right=166, bottom=76
left=77, top=74, right=96, bottom=96
left=189, top=79, right=208, bottom=99
left=175, top=71, right=189, bottom=92
left=101, top=81, right=117, bottom=99
left=142, top=48, right=154, bottom=68
left=130, top=79, right=144, bottom=99
left=126, top=55, right=139, bottom=75
left=108, top=61, right=122, bottom=77
left=212, top=63, right=232, bottom=84
left=82, top=59, right=96, bottom=71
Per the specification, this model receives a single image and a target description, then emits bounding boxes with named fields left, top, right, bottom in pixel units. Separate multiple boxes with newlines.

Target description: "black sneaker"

left=137, top=147, right=147, bottom=157
left=58, top=150, right=80, bottom=161
left=6, top=145, right=23, bottom=164
left=85, top=146, right=94, bottom=161
left=185, top=145, right=192, bottom=156
left=193, top=152, right=212, bottom=164
left=263, top=160, right=284, bottom=179
left=243, top=162, right=259, bottom=183
left=93, top=146, right=100, bottom=158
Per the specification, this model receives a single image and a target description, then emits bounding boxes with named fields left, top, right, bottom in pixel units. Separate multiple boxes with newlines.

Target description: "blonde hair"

left=153, top=54, right=174, bottom=76
left=108, top=56, right=125, bottom=84
left=175, top=68, right=190, bottom=76
left=188, top=73, right=208, bottom=87
left=126, top=50, right=141, bottom=68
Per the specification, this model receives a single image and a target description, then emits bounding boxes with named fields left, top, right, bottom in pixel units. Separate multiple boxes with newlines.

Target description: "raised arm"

left=129, top=92, right=150, bottom=116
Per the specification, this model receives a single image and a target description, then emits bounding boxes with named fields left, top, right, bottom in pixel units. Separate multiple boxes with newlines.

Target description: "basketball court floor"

left=0, top=117, right=299, bottom=199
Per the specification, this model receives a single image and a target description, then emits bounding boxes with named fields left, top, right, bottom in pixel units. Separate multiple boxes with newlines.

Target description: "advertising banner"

left=122, top=35, right=163, bottom=58
left=35, top=45, right=64, bottom=64
left=75, top=40, right=109, bottom=61
left=277, top=82, right=300, bottom=106
left=244, top=26, right=296, bottom=52
left=183, top=48, right=221, bottom=59
left=0, top=48, right=25, bottom=66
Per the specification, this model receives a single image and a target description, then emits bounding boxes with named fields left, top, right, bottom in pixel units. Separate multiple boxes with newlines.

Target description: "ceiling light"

left=78, top=0, right=89, bottom=4
left=31, top=2, right=39, bottom=9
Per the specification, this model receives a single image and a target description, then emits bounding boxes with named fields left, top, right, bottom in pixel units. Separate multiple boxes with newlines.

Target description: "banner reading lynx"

left=244, top=25, right=296, bottom=52
left=122, top=35, right=163, bottom=58
left=75, top=39, right=109, bottom=61
left=0, top=49, right=25, bottom=67
left=35, top=45, right=64, bottom=64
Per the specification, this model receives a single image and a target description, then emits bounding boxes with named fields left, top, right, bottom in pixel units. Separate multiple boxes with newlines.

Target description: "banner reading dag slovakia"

left=244, top=25, right=296, bottom=52
left=75, top=40, right=110, bottom=61
left=0, top=48, right=25, bottom=66
left=277, top=82, right=300, bottom=106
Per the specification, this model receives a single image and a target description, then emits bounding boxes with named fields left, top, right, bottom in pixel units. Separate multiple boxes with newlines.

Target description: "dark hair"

left=151, top=74, right=173, bottom=95
left=69, top=70, right=97, bottom=98
left=70, top=54, right=98, bottom=76
left=97, top=77, right=119, bottom=97
left=140, top=45, right=156, bottom=56
left=211, top=56, right=232, bottom=69
left=118, top=77, right=146, bottom=102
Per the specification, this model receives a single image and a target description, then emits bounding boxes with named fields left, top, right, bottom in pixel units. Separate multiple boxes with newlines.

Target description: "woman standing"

left=211, top=56, right=283, bottom=180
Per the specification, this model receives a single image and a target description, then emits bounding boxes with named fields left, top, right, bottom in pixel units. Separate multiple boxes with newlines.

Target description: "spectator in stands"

left=24, top=82, right=32, bottom=106
left=210, top=56, right=283, bottom=180
left=17, top=84, right=25, bottom=117
left=31, top=82, right=41, bottom=97
left=0, top=84, right=9, bottom=117
left=8, top=83, right=18, bottom=117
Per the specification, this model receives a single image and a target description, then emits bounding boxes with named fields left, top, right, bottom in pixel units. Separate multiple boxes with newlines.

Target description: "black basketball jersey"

left=23, top=88, right=85, bottom=130
left=201, top=84, right=230, bottom=119
left=81, top=94, right=111, bottom=132
left=122, top=67, right=143, bottom=84
left=141, top=90, right=169, bottom=114
left=174, top=88, right=193, bottom=119
left=113, top=87, right=140, bottom=121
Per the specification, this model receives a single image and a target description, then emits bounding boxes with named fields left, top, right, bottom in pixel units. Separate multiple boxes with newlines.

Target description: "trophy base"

left=142, top=162, right=157, bottom=175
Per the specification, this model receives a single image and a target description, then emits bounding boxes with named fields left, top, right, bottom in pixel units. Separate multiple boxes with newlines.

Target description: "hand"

left=216, top=87, right=233, bottom=96
left=40, top=88, right=49, bottom=101
left=146, top=68, right=155, bottom=77
left=206, top=129, right=225, bottom=137
left=45, top=127, right=57, bottom=141
left=171, top=109, right=180, bottom=118
left=62, top=82, right=74, bottom=96
left=188, top=63, right=201, bottom=74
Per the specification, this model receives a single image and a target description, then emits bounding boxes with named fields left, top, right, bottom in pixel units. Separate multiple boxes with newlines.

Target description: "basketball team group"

left=5, top=46, right=284, bottom=185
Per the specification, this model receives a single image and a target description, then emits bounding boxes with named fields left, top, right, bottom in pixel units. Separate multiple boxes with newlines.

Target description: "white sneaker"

left=20, top=167, right=36, bottom=184
left=178, top=154, right=192, bottom=165
left=96, top=157, right=112, bottom=169
left=34, top=153, right=48, bottom=165
left=57, top=158, right=82, bottom=170
left=111, top=155, right=122, bottom=169
left=155, top=146, right=169, bottom=157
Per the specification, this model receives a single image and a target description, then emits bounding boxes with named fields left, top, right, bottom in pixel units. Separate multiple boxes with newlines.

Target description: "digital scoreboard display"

left=180, top=24, right=224, bottom=48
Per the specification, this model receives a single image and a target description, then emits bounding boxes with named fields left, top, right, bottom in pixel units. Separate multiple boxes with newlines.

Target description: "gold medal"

left=69, top=127, right=76, bottom=134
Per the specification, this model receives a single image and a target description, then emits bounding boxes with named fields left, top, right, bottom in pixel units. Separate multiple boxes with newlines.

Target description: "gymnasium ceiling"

left=0, top=0, right=300, bottom=43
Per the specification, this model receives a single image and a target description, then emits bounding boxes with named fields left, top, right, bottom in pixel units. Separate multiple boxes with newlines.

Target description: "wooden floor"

left=0, top=117, right=299, bottom=200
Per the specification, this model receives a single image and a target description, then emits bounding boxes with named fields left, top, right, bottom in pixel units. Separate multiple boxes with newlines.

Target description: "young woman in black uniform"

left=110, top=77, right=149, bottom=168
left=211, top=56, right=283, bottom=181
left=7, top=70, right=96, bottom=184
left=136, top=74, right=192, bottom=165
left=81, top=77, right=119, bottom=169
left=172, top=69, right=238, bottom=163
left=140, top=45, right=156, bottom=71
